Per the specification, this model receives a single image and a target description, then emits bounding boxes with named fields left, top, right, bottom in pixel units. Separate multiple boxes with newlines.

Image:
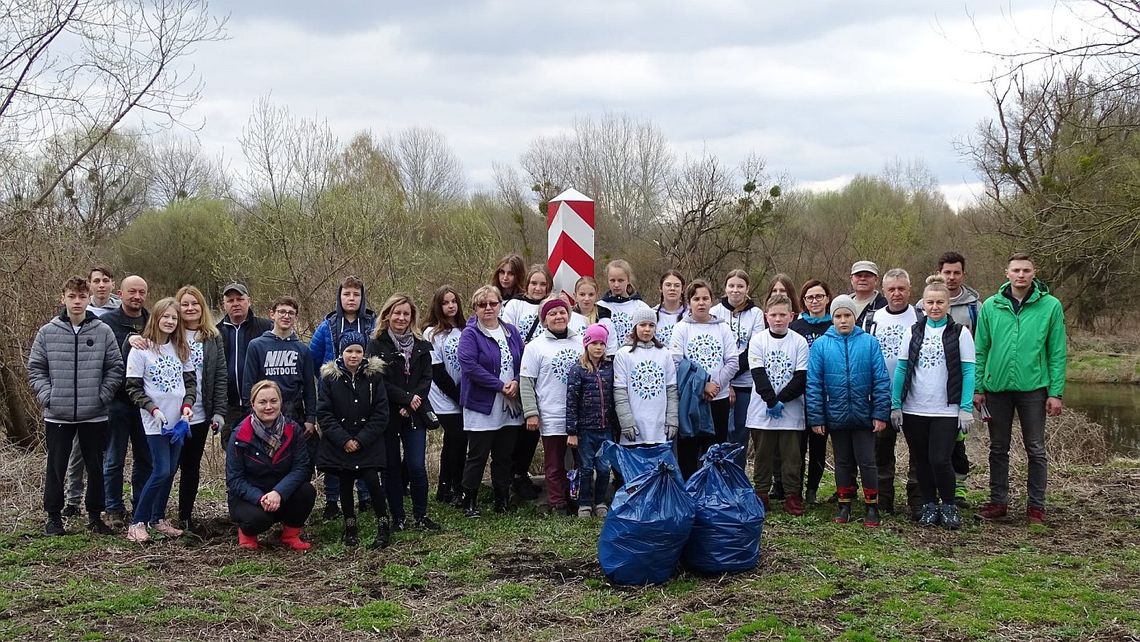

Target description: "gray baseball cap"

left=222, top=282, right=249, bottom=297
left=850, top=260, right=880, bottom=276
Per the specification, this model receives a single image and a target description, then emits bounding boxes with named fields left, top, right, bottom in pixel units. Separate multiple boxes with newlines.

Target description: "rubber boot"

left=863, top=488, right=881, bottom=527
left=370, top=516, right=391, bottom=549
left=342, top=517, right=359, bottom=547
left=493, top=488, right=510, bottom=514
left=834, top=486, right=855, bottom=524
left=280, top=525, right=312, bottom=551
left=463, top=488, right=481, bottom=518
left=237, top=528, right=259, bottom=550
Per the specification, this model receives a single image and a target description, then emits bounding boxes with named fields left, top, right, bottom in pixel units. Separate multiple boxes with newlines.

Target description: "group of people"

left=29, top=248, right=1066, bottom=552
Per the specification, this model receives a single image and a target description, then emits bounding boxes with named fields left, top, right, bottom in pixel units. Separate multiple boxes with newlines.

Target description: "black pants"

left=177, top=421, right=210, bottom=521
left=438, top=413, right=467, bottom=490
left=463, top=426, right=519, bottom=493
left=511, top=425, right=540, bottom=479
left=831, top=430, right=877, bottom=496
left=45, top=421, right=107, bottom=518
left=677, top=397, right=730, bottom=480
left=875, top=427, right=898, bottom=507
left=901, top=414, right=958, bottom=504
left=800, top=429, right=827, bottom=495
left=228, top=481, right=316, bottom=535
left=336, top=469, right=387, bottom=519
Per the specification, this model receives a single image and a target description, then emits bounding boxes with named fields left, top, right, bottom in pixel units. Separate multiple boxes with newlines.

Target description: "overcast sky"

left=185, top=1, right=1092, bottom=209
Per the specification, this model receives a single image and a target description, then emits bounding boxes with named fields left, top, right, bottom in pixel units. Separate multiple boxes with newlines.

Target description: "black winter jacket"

left=565, top=360, right=619, bottom=436
left=316, top=357, right=388, bottom=472
left=226, top=415, right=310, bottom=504
left=367, top=332, right=433, bottom=429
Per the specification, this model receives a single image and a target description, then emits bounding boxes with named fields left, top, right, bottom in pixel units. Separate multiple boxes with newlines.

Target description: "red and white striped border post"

left=547, top=188, right=595, bottom=302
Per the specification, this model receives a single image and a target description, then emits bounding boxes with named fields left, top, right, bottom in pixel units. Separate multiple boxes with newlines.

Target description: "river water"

left=1064, top=382, right=1140, bottom=457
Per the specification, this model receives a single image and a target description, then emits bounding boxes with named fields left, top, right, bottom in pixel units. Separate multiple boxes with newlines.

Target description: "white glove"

left=958, top=409, right=974, bottom=435
left=665, top=424, right=678, bottom=439
left=152, top=409, right=168, bottom=427
left=890, top=409, right=903, bottom=431
left=621, top=425, right=637, bottom=442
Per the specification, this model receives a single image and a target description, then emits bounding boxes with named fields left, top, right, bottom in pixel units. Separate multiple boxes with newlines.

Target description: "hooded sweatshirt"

left=711, top=297, right=766, bottom=389
left=946, top=285, right=981, bottom=333
left=242, top=330, right=317, bottom=422
left=668, top=312, right=739, bottom=401
left=87, top=293, right=122, bottom=318
left=309, top=284, right=377, bottom=366
left=598, top=291, right=652, bottom=352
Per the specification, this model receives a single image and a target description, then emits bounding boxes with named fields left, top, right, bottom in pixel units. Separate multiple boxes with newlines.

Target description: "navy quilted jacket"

left=565, top=360, right=618, bottom=436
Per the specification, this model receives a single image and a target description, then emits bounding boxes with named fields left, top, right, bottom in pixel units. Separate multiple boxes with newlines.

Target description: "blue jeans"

left=575, top=431, right=611, bottom=506
left=728, top=387, right=752, bottom=469
left=103, top=400, right=152, bottom=514
left=324, top=474, right=371, bottom=504
left=384, top=420, right=427, bottom=522
left=134, top=433, right=182, bottom=525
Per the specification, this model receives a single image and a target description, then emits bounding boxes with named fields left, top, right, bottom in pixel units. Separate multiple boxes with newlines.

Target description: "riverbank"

left=1067, top=350, right=1140, bottom=384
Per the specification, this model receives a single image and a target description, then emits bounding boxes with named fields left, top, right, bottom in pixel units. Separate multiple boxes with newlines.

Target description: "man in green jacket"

left=973, top=253, right=1066, bottom=525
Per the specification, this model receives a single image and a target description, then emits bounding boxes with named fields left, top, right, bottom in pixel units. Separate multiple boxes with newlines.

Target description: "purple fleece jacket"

left=457, top=316, right=524, bottom=415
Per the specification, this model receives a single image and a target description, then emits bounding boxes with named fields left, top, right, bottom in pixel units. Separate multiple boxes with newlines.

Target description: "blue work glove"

left=766, top=401, right=785, bottom=419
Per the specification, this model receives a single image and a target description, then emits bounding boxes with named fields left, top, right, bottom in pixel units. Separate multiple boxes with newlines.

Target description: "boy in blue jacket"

left=806, top=295, right=891, bottom=527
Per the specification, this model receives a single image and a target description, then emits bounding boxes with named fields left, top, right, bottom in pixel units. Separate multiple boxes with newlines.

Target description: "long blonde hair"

left=174, top=285, right=219, bottom=341
left=374, top=294, right=423, bottom=339
left=143, top=297, right=191, bottom=363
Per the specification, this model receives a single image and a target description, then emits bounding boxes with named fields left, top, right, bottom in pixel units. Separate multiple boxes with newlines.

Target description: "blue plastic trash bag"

left=162, top=418, right=191, bottom=446
left=598, top=441, right=684, bottom=487
left=598, top=461, right=696, bottom=585
left=683, top=443, right=766, bottom=574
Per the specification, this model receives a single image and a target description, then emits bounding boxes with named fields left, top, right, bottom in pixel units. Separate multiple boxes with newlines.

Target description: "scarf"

left=389, top=328, right=415, bottom=375
left=252, top=414, right=285, bottom=456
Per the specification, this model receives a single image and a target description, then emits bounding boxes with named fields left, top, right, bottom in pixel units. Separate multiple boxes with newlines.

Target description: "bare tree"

left=147, top=133, right=224, bottom=206
left=381, top=126, right=466, bottom=217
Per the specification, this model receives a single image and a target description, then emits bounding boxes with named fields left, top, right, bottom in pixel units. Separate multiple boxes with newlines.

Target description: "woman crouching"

left=227, top=380, right=316, bottom=550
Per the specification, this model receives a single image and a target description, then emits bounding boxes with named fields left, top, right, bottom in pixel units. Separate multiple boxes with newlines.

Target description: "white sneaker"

left=126, top=522, right=150, bottom=543
left=593, top=505, right=609, bottom=518
left=152, top=519, right=184, bottom=538
left=577, top=506, right=593, bottom=518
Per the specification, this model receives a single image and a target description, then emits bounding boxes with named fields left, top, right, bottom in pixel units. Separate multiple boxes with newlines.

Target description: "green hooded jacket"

left=974, top=279, right=1067, bottom=397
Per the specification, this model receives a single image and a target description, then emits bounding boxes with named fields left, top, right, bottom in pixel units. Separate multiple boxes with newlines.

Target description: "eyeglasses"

left=804, top=294, right=827, bottom=301
left=476, top=301, right=501, bottom=309
left=274, top=309, right=297, bottom=317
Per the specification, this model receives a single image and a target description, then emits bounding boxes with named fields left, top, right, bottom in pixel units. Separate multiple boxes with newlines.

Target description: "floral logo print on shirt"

left=764, top=349, right=795, bottom=389
left=147, top=354, right=184, bottom=393
left=687, top=333, right=723, bottom=373
left=550, top=348, right=580, bottom=385
left=918, top=334, right=945, bottom=369
left=630, top=360, right=665, bottom=400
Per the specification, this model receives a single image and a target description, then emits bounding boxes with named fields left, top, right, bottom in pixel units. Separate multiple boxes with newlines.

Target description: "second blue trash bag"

left=598, top=460, right=696, bottom=585
left=597, top=441, right=684, bottom=487
left=683, top=443, right=766, bottom=574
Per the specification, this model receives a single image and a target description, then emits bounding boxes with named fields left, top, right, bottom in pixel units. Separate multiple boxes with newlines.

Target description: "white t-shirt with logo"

left=520, top=333, right=584, bottom=437
left=126, top=341, right=195, bottom=436
left=614, top=345, right=677, bottom=445
left=425, top=326, right=462, bottom=415
left=653, top=306, right=685, bottom=347
left=668, top=318, right=739, bottom=401
left=463, top=325, right=518, bottom=431
left=899, top=323, right=976, bottom=417
left=869, top=305, right=919, bottom=378
left=711, top=302, right=767, bottom=389
left=598, top=298, right=652, bottom=355
left=569, top=311, right=619, bottom=355
left=185, top=329, right=206, bottom=423
left=502, top=298, right=543, bottom=344
left=745, top=330, right=809, bottom=430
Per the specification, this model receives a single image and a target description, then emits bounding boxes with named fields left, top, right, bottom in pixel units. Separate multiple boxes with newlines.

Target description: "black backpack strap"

left=525, top=314, right=541, bottom=342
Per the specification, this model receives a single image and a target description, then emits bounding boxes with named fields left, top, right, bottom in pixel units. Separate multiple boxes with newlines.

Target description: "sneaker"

left=152, top=519, right=184, bottom=538
left=61, top=504, right=81, bottom=518
left=940, top=503, right=962, bottom=530
left=1026, top=506, right=1046, bottom=525
left=105, top=510, right=128, bottom=529
left=391, top=517, right=406, bottom=531
left=322, top=501, right=341, bottom=521
left=917, top=503, right=941, bottom=527
left=414, top=515, right=441, bottom=531
left=126, top=522, right=150, bottom=543
left=975, top=502, right=1009, bottom=520
left=44, top=517, right=66, bottom=536
left=577, top=506, right=593, bottom=518
left=593, top=505, right=609, bottom=519
left=87, top=518, right=114, bottom=536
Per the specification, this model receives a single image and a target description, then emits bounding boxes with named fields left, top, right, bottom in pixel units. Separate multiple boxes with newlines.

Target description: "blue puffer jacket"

left=565, top=359, right=619, bottom=437
left=806, top=326, right=890, bottom=431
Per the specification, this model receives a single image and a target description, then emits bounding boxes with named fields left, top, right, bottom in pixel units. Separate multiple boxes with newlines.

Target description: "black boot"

left=493, top=488, right=510, bottom=514
left=463, top=488, right=481, bottom=518
left=435, top=482, right=452, bottom=504
left=370, top=516, right=391, bottom=549
left=323, top=501, right=341, bottom=521
left=834, top=501, right=852, bottom=524
left=864, top=503, right=881, bottom=528
left=342, top=517, right=359, bottom=546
